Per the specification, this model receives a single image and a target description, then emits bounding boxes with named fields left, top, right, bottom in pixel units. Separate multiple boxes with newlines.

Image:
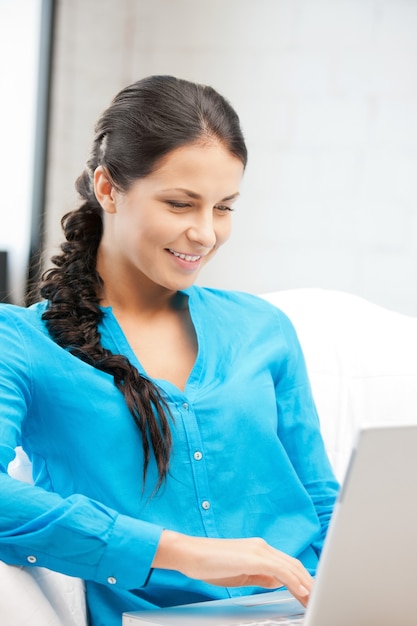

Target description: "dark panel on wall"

left=0, top=251, right=10, bottom=303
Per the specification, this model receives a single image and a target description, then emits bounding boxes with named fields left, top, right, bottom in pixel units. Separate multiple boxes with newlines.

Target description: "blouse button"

left=182, top=402, right=189, bottom=410
left=201, top=500, right=211, bottom=510
left=107, top=576, right=117, bottom=585
left=193, top=451, right=203, bottom=461
left=27, top=555, right=37, bottom=564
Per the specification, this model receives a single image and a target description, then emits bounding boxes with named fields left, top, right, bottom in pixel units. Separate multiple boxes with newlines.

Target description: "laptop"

left=123, top=424, right=417, bottom=626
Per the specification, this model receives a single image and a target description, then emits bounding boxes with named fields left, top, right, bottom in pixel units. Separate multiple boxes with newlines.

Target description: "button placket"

left=177, top=397, right=216, bottom=532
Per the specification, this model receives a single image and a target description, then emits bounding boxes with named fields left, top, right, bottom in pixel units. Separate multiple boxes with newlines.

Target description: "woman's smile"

left=166, top=248, right=205, bottom=273
left=167, top=248, right=203, bottom=263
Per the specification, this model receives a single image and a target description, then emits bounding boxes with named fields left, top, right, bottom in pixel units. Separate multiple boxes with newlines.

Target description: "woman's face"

left=96, top=141, right=244, bottom=294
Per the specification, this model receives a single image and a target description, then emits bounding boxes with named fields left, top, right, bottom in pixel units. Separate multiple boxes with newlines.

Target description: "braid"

left=40, top=172, right=173, bottom=491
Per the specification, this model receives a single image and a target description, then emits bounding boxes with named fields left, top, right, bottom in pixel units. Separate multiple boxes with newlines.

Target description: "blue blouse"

left=0, top=287, right=338, bottom=626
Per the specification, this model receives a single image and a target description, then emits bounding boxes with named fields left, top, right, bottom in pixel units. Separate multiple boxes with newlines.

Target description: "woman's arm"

left=274, top=309, right=339, bottom=554
left=152, top=530, right=313, bottom=607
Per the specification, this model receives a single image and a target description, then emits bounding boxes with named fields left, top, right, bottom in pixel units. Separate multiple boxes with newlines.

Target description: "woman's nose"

left=186, top=211, right=216, bottom=249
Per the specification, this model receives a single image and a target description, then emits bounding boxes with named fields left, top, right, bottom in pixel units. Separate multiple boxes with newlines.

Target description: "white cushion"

left=261, top=288, right=417, bottom=481
left=0, top=560, right=87, bottom=626
left=2, top=447, right=88, bottom=626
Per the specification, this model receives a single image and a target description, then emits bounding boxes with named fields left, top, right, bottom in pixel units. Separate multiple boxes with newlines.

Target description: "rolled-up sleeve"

left=0, top=305, right=163, bottom=588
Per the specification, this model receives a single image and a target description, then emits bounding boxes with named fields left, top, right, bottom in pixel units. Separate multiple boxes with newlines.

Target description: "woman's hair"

left=39, top=75, right=247, bottom=490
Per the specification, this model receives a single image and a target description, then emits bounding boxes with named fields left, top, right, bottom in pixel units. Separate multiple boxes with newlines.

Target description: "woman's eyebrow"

left=161, top=188, right=240, bottom=201
left=222, top=192, right=240, bottom=202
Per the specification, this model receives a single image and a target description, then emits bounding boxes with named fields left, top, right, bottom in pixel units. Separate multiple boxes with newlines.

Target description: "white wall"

left=45, top=0, right=417, bottom=315
left=0, top=0, right=42, bottom=303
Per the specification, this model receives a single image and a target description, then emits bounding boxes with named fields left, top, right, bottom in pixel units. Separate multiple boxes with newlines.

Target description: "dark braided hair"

left=40, top=75, right=247, bottom=490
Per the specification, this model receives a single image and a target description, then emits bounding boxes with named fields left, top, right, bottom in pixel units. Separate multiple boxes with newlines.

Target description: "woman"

left=0, top=75, right=338, bottom=625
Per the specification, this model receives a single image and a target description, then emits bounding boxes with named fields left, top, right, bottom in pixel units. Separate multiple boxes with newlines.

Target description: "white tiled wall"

left=45, top=0, right=417, bottom=314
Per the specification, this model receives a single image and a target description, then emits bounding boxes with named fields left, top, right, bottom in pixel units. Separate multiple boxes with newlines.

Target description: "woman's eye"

left=166, top=201, right=191, bottom=209
left=215, top=205, right=234, bottom=213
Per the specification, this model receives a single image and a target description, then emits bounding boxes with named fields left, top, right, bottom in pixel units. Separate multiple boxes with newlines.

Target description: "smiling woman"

left=0, top=75, right=338, bottom=626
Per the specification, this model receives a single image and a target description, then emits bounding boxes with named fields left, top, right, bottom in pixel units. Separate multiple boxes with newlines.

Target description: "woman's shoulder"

left=189, top=286, right=287, bottom=321
left=0, top=300, right=48, bottom=332
left=189, top=286, right=299, bottom=343
left=191, top=285, right=276, bottom=308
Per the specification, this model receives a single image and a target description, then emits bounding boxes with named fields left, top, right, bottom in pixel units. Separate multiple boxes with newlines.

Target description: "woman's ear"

left=94, top=166, right=117, bottom=214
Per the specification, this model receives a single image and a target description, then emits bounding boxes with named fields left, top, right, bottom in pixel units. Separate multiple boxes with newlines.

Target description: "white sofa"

left=3, top=288, right=417, bottom=625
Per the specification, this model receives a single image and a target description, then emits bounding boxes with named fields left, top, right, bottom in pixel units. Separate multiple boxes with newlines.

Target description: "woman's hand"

left=152, top=530, right=313, bottom=607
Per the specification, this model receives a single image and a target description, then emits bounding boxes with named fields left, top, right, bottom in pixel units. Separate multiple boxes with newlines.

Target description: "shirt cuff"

left=95, top=513, right=164, bottom=589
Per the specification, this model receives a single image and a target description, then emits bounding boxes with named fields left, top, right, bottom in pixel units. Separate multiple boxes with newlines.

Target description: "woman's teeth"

left=170, top=250, right=201, bottom=262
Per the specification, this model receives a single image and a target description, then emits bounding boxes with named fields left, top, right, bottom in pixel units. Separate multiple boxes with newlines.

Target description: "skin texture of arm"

left=152, top=530, right=312, bottom=607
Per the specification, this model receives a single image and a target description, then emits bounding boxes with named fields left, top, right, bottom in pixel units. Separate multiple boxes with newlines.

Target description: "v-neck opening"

left=99, top=287, right=204, bottom=399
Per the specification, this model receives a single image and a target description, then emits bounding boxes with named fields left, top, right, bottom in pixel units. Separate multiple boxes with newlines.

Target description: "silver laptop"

left=123, top=424, right=417, bottom=626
